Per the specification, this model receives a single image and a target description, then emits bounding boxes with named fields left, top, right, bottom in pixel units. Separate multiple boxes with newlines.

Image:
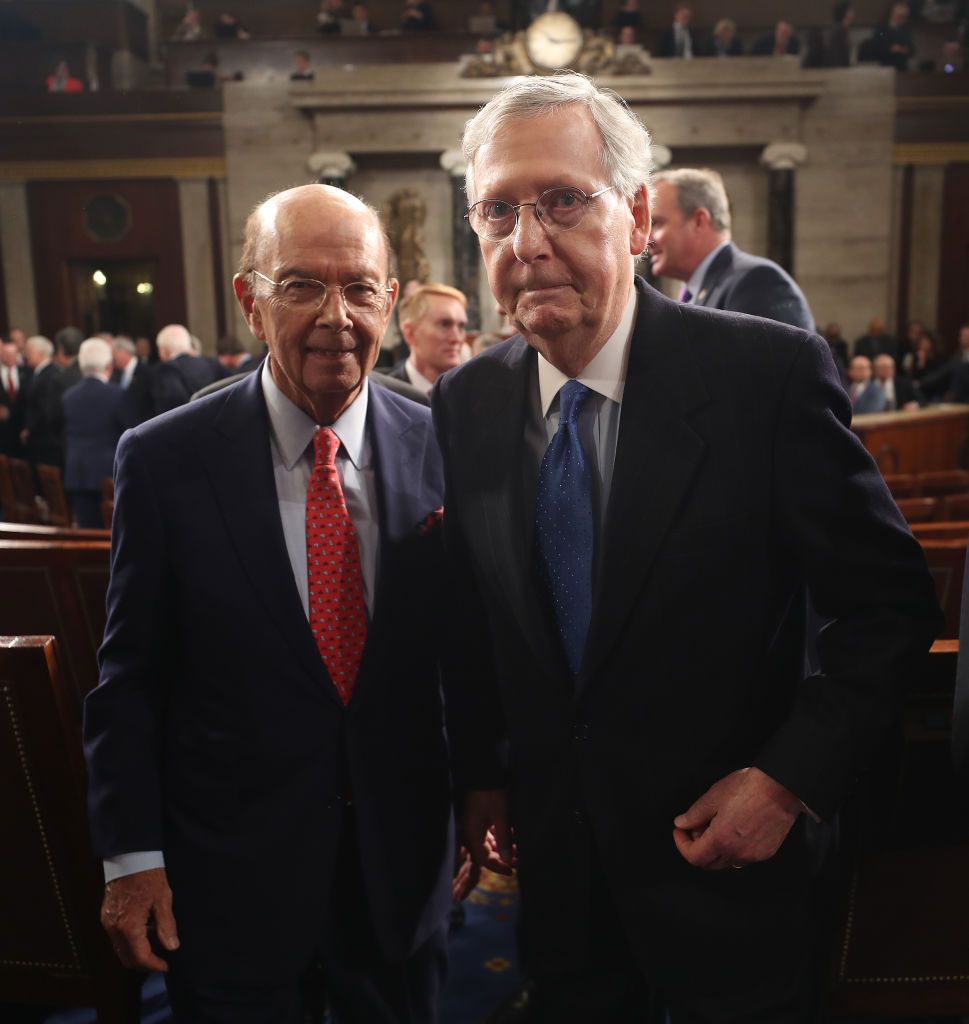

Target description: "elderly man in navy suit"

left=62, top=337, right=129, bottom=527
left=434, top=73, right=939, bottom=1022
left=649, top=166, right=815, bottom=331
left=84, top=185, right=460, bottom=1023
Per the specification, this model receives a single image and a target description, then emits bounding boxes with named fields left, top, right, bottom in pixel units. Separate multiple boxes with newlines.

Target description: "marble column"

left=0, top=182, right=39, bottom=335
left=177, top=178, right=219, bottom=352
left=440, top=149, right=480, bottom=330
left=307, top=151, right=356, bottom=189
left=759, top=143, right=807, bottom=275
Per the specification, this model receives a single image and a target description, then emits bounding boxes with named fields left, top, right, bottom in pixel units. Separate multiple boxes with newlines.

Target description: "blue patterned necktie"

left=535, top=380, right=594, bottom=676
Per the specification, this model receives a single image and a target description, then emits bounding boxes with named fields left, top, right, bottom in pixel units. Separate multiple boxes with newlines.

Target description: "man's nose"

left=315, top=289, right=352, bottom=327
left=511, top=204, right=550, bottom=263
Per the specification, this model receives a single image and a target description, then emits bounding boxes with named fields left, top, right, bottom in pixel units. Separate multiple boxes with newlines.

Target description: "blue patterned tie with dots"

left=535, top=379, right=594, bottom=676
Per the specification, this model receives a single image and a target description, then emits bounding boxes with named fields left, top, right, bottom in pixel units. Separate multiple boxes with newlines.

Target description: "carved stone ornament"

left=386, top=189, right=430, bottom=285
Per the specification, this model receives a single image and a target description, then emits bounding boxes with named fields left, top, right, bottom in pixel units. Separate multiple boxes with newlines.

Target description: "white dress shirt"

left=403, top=357, right=434, bottom=397
left=685, top=239, right=730, bottom=303
left=104, top=360, right=379, bottom=882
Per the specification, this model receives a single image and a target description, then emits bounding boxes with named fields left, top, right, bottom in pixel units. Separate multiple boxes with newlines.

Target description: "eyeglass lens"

left=470, top=187, right=593, bottom=240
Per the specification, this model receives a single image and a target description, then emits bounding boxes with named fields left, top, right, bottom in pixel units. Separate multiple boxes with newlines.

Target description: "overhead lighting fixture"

left=92, top=270, right=107, bottom=286
left=136, top=282, right=154, bottom=295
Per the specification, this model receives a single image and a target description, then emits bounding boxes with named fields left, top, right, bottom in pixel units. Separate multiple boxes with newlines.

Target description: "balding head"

left=24, top=335, right=54, bottom=368
left=156, top=324, right=193, bottom=361
left=79, top=337, right=114, bottom=378
left=238, top=184, right=389, bottom=283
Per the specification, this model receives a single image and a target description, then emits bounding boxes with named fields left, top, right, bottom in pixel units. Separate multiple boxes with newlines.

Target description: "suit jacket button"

left=572, top=722, right=589, bottom=741
left=573, top=809, right=585, bottom=826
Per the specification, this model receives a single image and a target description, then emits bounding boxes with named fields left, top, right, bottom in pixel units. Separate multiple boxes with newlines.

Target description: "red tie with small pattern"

left=306, top=427, right=367, bottom=705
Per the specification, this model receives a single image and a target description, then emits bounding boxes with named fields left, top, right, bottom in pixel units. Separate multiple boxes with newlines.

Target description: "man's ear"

left=233, top=274, right=265, bottom=341
left=629, top=184, right=652, bottom=257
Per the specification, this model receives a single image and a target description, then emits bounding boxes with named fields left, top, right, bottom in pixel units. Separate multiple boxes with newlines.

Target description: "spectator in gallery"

left=46, top=60, right=84, bottom=92
left=612, top=0, right=644, bottom=35
left=346, top=2, right=376, bottom=33
left=847, top=355, right=888, bottom=413
left=941, top=38, right=965, bottom=71
left=708, top=18, right=744, bottom=56
left=402, top=0, right=436, bottom=31
left=469, top=1, right=509, bottom=33
left=213, top=12, right=251, bottom=39
left=317, top=0, right=344, bottom=33
left=617, top=25, right=638, bottom=44
left=171, top=7, right=203, bottom=41
left=823, top=322, right=850, bottom=379
left=290, top=50, right=315, bottom=80
left=753, top=19, right=801, bottom=56
left=854, top=315, right=900, bottom=362
left=907, top=328, right=943, bottom=380
left=873, top=353, right=920, bottom=410
left=657, top=4, right=696, bottom=58
left=869, top=2, right=915, bottom=69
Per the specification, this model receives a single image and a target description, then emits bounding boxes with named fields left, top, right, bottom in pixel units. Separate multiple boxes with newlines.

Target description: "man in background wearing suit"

left=0, top=337, right=30, bottom=458
left=434, top=73, right=940, bottom=1022
left=84, top=184, right=459, bottom=1022
left=385, top=283, right=468, bottom=398
left=649, top=166, right=815, bottom=331
left=62, top=338, right=129, bottom=528
left=148, top=323, right=220, bottom=415
left=21, top=334, right=65, bottom=473
left=111, top=336, right=152, bottom=424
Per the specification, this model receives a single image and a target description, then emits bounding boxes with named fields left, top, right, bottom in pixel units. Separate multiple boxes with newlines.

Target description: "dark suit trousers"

left=164, top=813, right=448, bottom=1024
left=529, top=824, right=825, bottom=1024
left=67, top=490, right=102, bottom=529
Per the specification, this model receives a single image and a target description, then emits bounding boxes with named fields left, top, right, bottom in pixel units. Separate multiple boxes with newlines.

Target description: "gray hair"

left=112, top=335, right=136, bottom=355
left=652, top=167, right=732, bottom=233
left=25, top=335, right=54, bottom=360
left=462, top=72, right=653, bottom=202
left=79, top=337, right=114, bottom=376
left=156, top=323, right=193, bottom=359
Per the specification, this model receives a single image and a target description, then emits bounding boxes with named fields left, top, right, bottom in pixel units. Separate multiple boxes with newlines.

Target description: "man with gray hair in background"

left=21, top=334, right=66, bottom=474
left=649, top=166, right=814, bottom=331
left=149, top=323, right=220, bottom=415
left=63, top=337, right=129, bottom=527
left=433, top=72, right=939, bottom=1021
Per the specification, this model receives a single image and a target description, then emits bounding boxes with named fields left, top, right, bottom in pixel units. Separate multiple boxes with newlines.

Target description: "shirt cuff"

left=104, top=851, right=166, bottom=883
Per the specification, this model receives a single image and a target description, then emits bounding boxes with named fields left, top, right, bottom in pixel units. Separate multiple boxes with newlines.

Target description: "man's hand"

left=672, top=767, right=802, bottom=870
left=452, top=843, right=481, bottom=902
left=101, top=867, right=179, bottom=972
left=464, top=788, right=515, bottom=876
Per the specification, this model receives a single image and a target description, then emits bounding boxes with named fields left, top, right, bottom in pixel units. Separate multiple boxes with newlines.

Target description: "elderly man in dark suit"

left=650, top=166, right=815, bottom=331
left=84, top=184, right=461, bottom=1023
left=62, top=337, right=129, bottom=527
left=433, top=73, right=940, bottom=1022
left=148, top=323, right=220, bottom=415
left=21, top=334, right=66, bottom=473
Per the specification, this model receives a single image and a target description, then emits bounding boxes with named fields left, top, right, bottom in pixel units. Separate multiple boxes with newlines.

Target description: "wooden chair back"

left=942, top=492, right=969, bottom=521
left=37, top=463, right=72, bottom=527
left=882, top=472, right=916, bottom=499
left=827, top=642, right=969, bottom=1015
left=0, top=636, right=141, bottom=1022
left=0, top=541, right=111, bottom=705
left=916, top=469, right=969, bottom=500
left=10, top=457, right=40, bottom=523
left=0, top=524, right=109, bottom=543
left=896, top=497, right=939, bottom=523
left=0, top=454, right=19, bottom=521
left=910, top=521, right=969, bottom=543
left=920, top=539, right=967, bottom=639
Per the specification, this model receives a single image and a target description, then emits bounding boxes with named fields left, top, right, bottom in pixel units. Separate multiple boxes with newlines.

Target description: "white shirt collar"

left=537, top=285, right=637, bottom=417
left=404, top=357, right=434, bottom=396
left=260, top=357, right=369, bottom=472
left=687, top=239, right=730, bottom=300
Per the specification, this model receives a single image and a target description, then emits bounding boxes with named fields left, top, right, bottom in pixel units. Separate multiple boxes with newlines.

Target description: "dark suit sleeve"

left=83, top=430, right=170, bottom=856
left=753, top=335, right=941, bottom=818
left=728, top=264, right=814, bottom=332
left=433, top=382, right=508, bottom=792
left=149, top=363, right=190, bottom=416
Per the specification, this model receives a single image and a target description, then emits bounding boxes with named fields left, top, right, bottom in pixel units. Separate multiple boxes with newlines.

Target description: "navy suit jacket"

left=84, top=370, right=453, bottom=985
left=693, top=241, right=815, bottom=332
left=62, top=377, right=129, bottom=491
left=434, top=278, right=940, bottom=988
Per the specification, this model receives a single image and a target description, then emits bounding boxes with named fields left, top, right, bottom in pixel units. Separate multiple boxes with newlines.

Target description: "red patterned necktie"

left=306, top=427, right=367, bottom=705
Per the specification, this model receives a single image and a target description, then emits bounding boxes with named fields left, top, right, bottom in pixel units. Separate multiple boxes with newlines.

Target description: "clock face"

left=525, top=12, right=584, bottom=70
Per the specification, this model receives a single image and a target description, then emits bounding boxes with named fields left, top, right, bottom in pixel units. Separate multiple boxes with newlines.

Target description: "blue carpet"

left=40, top=873, right=520, bottom=1024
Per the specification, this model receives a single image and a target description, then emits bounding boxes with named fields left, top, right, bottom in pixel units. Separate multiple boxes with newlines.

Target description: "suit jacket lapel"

left=205, top=372, right=339, bottom=704
left=471, top=340, right=568, bottom=676
left=580, top=281, right=709, bottom=687
left=695, top=241, right=735, bottom=307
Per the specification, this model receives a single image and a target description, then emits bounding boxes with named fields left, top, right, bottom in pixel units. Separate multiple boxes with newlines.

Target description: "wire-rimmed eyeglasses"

left=250, top=269, right=394, bottom=313
left=466, top=185, right=616, bottom=242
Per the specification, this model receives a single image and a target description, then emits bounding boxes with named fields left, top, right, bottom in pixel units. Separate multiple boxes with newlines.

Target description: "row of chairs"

left=884, top=470, right=969, bottom=501
left=0, top=454, right=72, bottom=527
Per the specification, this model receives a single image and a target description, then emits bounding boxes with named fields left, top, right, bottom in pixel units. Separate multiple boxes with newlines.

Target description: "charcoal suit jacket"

left=693, top=240, right=815, bottom=332
left=84, top=368, right=453, bottom=986
left=433, top=277, right=940, bottom=994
